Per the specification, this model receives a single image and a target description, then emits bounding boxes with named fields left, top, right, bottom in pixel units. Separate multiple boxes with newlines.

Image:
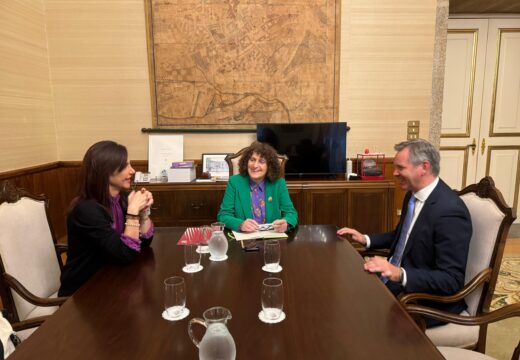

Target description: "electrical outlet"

left=407, top=120, right=420, bottom=140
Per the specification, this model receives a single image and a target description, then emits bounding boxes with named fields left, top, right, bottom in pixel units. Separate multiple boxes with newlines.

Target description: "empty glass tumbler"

left=164, top=276, right=186, bottom=319
left=261, top=277, right=284, bottom=321
left=263, top=240, right=281, bottom=272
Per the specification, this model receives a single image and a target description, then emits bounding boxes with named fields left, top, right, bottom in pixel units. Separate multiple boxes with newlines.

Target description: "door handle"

left=467, top=138, right=476, bottom=155
left=481, top=138, right=486, bottom=156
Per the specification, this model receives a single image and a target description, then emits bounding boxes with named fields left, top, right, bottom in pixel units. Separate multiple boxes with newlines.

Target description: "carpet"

left=487, top=255, right=520, bottom=360
left=491, top=255, right=520, bottom=311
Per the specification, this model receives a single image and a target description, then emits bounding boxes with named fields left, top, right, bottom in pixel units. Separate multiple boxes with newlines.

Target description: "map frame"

left=144, top=0, right=341, bottom=130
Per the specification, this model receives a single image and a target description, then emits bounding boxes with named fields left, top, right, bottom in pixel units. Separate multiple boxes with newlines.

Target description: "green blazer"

left=217, top=174, right=298, bottom=232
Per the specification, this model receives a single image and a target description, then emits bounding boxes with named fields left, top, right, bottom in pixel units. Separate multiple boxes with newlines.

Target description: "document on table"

left=231, top=230, right=288, bottom=241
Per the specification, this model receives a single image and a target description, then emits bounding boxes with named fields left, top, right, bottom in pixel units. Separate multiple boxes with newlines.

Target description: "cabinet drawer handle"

left=151, top=205, right=160, bottom=210
left=191, top=203, right=204, bottom=210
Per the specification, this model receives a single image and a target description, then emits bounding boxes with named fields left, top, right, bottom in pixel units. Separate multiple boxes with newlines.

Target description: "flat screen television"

left=257, top=123, right=347, bottom=176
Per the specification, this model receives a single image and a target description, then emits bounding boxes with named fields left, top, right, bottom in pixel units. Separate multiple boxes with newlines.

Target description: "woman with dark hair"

left=217, top=141, right=297, bottom=233
left=59, top=141, right=154, bottom=296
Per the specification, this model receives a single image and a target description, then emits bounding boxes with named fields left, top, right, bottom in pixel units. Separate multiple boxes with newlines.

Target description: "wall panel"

left=0, top=0, right=57, bottom=172
left=339, top=0, right=437, bottom=156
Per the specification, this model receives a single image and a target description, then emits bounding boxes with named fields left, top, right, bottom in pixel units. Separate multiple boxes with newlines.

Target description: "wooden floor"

left=505, top=224, right=520, bottom=256
left=505, top=238, right=520, bottom=255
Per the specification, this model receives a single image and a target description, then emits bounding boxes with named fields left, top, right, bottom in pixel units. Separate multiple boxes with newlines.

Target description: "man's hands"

left=337, top=227, right=367, bottom=245
left=338, top=228, right=401, bottom=283
left=364, top=256, right=401, bottom=282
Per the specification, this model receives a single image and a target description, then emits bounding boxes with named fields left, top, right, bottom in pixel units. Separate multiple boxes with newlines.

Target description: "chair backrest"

left=0, top=181, right=62, bottom=322
left=225, top=147, right=288, bottom=177
left=458, top=177, right=515, bottom=316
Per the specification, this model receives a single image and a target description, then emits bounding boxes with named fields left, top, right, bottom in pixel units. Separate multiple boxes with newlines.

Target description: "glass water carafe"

left=188, top=307, right=236, bottom=360
left=209, top=222, right=228, bottom=260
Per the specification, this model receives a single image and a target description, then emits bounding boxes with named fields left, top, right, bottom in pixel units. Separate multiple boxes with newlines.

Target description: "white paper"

left=148, top=135, right=183, bottom=178
left=231, top=230, right=288, bottom=241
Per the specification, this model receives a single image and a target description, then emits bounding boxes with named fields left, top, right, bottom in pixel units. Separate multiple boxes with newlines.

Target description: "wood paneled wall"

left=0, top=161, right=148, bottom=241
left=0, top=1, right=58, bottom=172
left=0, top=159, right=404, bottom=241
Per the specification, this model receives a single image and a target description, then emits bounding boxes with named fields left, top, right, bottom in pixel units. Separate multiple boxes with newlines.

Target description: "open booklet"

left=231, top=229, right=288, bottom=241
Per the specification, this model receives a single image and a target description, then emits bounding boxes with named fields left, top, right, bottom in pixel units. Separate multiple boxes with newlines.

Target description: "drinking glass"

left=164, top=276, right=186, bottom=319
left=264, top=240, right=281, bottom=272
left=184, top=243, right=201, bottom=272
left=211, top=222, right=225, bottom=232
left=197, top=225, right=211, bottom=254
left=261, top=277, right=284, bottom=320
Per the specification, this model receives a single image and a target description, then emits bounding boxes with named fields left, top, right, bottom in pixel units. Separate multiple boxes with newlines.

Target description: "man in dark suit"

left=338, top=139, right=472, bottom=327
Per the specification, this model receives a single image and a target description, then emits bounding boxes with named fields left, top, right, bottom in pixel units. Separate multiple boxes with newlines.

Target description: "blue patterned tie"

left=383, top=195, right=416, bottom=283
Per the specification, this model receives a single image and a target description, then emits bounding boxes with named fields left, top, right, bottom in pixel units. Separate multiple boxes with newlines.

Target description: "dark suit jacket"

left=370, top=179, right=472, bottom=326
left=59, top=194, right=153, bottom=296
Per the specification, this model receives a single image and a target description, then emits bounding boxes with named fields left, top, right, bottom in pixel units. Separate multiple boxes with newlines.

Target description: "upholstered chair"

left=401, top=177, right=516, bottom=353
left=0, top=181, right=68, bottom=341
left=412, top=303, right=520, bottom=360
left=224, top=146, right=288, bottom=177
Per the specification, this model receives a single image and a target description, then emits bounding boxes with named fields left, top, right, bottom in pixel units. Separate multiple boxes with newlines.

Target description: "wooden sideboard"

left=146, top=178, right=395, bottom=234
left=1, top=162, right=400, bottom=240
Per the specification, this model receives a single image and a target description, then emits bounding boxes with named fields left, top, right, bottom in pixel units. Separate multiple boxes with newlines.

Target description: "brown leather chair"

left=224, top=146, right=288, bottom=177
left=0, top=181, right=68, bottom=341
left=401, top=176, right=516, bottom=353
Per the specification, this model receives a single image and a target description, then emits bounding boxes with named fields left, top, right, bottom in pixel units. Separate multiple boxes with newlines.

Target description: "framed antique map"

left=145, top=0, right=340, bottom=129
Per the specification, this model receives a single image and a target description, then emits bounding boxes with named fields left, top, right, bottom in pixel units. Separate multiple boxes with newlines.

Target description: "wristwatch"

left=399, top=267, right=405, bottom=284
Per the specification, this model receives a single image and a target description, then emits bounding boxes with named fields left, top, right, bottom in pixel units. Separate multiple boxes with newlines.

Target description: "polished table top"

left=12, top=225, right=442, bottom=359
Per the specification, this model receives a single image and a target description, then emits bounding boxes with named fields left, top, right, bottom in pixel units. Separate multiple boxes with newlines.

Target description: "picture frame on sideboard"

left=202, top=153, right=230, bottom=179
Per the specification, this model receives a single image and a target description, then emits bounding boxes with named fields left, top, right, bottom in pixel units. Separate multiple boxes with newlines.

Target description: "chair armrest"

left=11, top=315, right=50, bottom=332
left=399, top=267, right=492, bottom=305
left=55, top=243, right=68, bottom=256
left=3, top=273, right=68, bottom=307
left=405, top=302, right=520, bottom=326
left=55, top=243, right=68, bottom=269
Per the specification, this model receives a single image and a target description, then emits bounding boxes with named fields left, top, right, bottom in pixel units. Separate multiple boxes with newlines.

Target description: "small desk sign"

left=148, top=135, right=183, bottom=179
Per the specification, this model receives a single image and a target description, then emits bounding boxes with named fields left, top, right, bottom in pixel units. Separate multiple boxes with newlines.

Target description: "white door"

left=440, top=18, right=520, bottom=221
left=477, top=19, right=520, bottom=217
left=440, top=19, right=488, bottom=190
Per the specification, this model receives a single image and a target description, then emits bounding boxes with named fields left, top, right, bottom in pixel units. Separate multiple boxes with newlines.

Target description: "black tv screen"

left=257, top=123, right=347, bottom=176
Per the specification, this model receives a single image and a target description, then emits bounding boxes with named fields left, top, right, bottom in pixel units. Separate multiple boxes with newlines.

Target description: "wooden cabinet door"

left=303, top=189, right=347, bottom=226
left=150, top=189, right=177, bottom=226
left=346, top=188, right=392, bottom=234
left=288, top=188, right=303, bottom=223
left=171, top=189, right=225, bottom=226
left=150, top=186, right=225, bottom=226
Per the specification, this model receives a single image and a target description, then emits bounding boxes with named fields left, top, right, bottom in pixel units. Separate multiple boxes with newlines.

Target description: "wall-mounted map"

left=146, top=0, right=340, bottom=128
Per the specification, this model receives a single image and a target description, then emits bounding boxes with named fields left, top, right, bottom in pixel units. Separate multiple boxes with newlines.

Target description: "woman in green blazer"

left=218, top=142, right=298, bottom=233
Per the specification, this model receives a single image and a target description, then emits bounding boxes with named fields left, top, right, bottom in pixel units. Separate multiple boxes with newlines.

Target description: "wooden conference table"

left=12, top=225, right=442, bottom=359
